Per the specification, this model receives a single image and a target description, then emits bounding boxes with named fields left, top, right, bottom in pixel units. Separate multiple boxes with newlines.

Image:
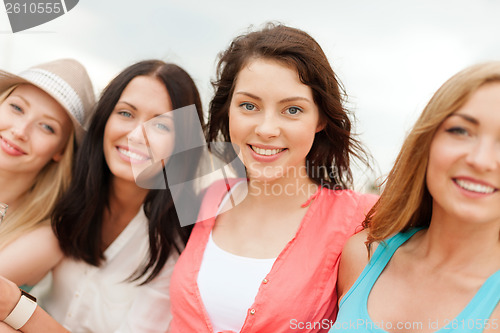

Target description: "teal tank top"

left=331, top=229, right=500, bottom=333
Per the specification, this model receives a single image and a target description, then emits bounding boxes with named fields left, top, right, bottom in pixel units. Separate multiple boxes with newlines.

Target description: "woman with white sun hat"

left=0, top=59, right=95, bottom=288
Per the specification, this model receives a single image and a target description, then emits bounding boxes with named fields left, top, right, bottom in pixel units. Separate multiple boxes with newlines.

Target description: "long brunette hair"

left=53, top=60, right=204, bottom=283
left=206, top=23, right=369, bottom=189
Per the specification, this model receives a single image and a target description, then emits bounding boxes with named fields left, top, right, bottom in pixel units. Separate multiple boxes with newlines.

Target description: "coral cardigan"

left=169, top=180, right=377, bottom=333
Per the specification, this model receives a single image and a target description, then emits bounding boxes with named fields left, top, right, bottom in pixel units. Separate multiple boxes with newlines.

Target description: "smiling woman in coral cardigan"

left=169, top=23, right=377, bottom=333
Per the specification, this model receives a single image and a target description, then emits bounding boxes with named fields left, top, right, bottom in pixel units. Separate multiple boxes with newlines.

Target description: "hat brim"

left=0, top=69, right=85, bottom=144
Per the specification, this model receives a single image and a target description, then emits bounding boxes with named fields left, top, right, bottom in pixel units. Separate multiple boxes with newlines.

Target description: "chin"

left=246, top=167, right=284, bottom=182
left=109, top=167, right=136, bottom=184
left=450, top=208, right=498, bottom=226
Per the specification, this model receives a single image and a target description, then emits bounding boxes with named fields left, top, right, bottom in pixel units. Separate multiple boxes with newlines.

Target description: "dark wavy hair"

left=52, top=60, right=204, bottom=283
left=206, top=23, right=369, bottom=189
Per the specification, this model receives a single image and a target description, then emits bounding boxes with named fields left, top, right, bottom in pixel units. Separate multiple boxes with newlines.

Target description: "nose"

left=255, top=111, right=280, bottom=139
left=10, top=121, right=30, bottom=141
left=127, top=124, right=147, bottom=145
left=465, top=138, right=499, bottom=172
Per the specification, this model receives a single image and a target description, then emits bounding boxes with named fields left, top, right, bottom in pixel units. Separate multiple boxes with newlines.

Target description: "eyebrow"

left=154, top=113, right=173, bottom=120
left=448, top=113, right=479, bottom=125
left=117, top=100, right=173, bottom=118
left=234, top=91, right=312, bottom=104
left=42, top=114, right=64, bottom=126
left=116, top=100, right=137, bottom=110
left=10, top=95, right=63, bottom=126
left=10, top=94, right=31, bottom=107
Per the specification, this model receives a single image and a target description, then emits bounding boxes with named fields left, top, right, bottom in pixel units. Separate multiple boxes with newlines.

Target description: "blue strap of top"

left=339, top=228, right=422, bottom=308
left=337, top=228, right=500, bottom=333
left=454, top=269, right=500, bottom=325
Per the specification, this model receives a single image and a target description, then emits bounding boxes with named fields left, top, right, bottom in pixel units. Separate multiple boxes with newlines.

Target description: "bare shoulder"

left=0, top=223, right=62, bottom=286
left=29, top=223, right=58, bottom=240
left=21, top=224, right=61, bottom=252
left=0, top=223, right=60, bottom=255
left=337, top=229, right=372, bottom=301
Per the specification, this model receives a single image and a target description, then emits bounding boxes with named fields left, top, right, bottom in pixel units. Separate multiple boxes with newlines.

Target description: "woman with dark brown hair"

left=169, top=23, right=377, bottom=333
left=0, top=60, right=204, bottom=332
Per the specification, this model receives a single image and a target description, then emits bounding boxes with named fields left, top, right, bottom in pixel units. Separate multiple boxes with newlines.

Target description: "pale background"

left=1, top=0, right=499, bottom=190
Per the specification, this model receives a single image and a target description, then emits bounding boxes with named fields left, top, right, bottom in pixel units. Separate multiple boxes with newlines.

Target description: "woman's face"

left=103, top=76, right=175, bottom=185
left=426, top=82, right=500, bottom=226
left=0, top=84, right=72, bottom=178
left=228, top=58, right=323, bottom=183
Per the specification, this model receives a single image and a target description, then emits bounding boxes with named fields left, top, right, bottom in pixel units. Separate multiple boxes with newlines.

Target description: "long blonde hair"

left=364, top=61, right=500, bottom=247
left=0, top=86, right=76, bottom=250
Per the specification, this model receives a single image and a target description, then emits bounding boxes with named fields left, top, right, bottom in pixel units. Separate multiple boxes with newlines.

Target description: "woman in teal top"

left=333, top=62, right=500, bottom=333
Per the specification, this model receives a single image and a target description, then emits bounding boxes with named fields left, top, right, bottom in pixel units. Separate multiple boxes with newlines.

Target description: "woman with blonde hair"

left=333, top=62, right=500, bottom=332
left=1, top=59, right=203, bottom=333
left=0, top=59, right=95, bottom=287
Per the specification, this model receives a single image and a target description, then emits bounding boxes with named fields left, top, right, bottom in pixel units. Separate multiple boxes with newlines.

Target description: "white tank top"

left=197, top=183, right=276, bottom=332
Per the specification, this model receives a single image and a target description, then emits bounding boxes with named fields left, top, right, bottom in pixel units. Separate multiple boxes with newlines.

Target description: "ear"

left=315, top=120, right=326, bottom=133
left=52, top=148, right=65, bottom=162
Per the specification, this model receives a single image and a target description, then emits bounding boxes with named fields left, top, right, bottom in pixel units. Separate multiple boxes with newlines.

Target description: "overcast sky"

left=1, top=0, right=499, bottom=189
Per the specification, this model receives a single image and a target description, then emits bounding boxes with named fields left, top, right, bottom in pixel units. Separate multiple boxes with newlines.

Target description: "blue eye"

left=240, top=102, right=256, bottom=111
left=118, top=110, right=133, bottom=118
left=9, top=103, right=23, bottom=113
left=285, top=106, right=303, bottom=115
left=446, top=127, right=469, bottom=136
left=41, top=123, right=55, bottom=134
left=155, top=122, right=171, bottom=132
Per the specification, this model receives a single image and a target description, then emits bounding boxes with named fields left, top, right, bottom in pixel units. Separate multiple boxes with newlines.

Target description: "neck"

left=108, top=177, right=149, bottom=216
left=100, top=177, right=149, bottom=251
left=245, top=171, right=318, bottom=209
left=417, top=209, right=500, bottom=274
left=0, top=169, right=37, bottom=210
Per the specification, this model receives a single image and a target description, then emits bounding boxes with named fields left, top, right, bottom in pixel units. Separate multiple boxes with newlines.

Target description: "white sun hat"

left=0, top=59, right=95, bottom=143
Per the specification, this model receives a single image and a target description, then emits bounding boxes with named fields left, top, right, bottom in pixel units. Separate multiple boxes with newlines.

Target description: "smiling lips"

left=454, top=178, right=498, bottom=195
left=0, top=136, right=26, bottom=156
left=116, top=146, right=150, bottom=164
left=250, top=145, right=286, bottom=156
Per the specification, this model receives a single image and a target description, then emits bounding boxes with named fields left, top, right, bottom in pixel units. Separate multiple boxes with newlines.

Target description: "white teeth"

left=251, top=146, right=285, bottom=156
left=118, top=148, right=148, bottom=161
left=455, top=179, right=496, bottom=194
left=3, top=139, right=13, bottom=149
left=2, top=139, right=22, bottom=152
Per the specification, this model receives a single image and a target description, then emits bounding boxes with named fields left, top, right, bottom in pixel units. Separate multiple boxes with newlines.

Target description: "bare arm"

left=0, top=322, right=18, bottom=332
left=0, top=276, right=69, bottom=333
left=18, top=307, right=69, bottom=333
left=0, top=277, right=19, bottom=322
left=0, top=225, right=63, bottom=286
left=337, top=229, right=373, bottom=302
